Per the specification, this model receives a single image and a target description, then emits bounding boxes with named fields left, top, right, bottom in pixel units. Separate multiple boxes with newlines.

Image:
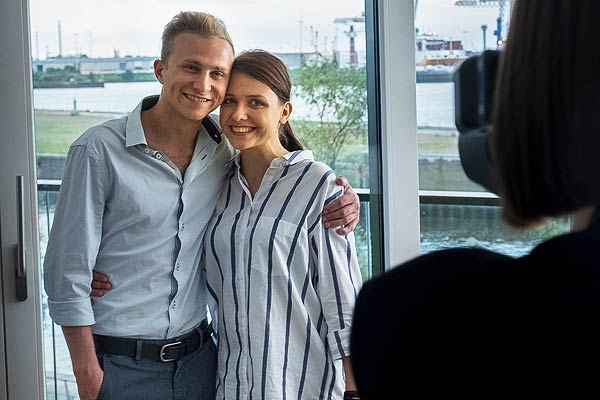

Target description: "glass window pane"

left=415, top=1, right=569, bottom=256
left=30, top=2, right=375, bottom=398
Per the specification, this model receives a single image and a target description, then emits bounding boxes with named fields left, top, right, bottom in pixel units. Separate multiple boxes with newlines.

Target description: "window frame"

left=367, top=0, right=421, bottom=272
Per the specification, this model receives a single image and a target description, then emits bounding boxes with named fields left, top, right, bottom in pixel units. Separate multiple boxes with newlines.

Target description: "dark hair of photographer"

left=493, top=0, right=600, bottom=227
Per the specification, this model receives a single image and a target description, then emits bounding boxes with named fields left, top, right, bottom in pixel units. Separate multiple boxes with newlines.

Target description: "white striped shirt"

left=204, top=150, right=362, bottom=400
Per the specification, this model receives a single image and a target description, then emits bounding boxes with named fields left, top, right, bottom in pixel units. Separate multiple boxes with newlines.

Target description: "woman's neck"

left=239, top=141, right=289, bottom=198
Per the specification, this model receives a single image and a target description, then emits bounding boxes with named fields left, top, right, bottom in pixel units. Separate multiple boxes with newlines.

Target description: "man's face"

left=155, top=33, right=234, bottom=122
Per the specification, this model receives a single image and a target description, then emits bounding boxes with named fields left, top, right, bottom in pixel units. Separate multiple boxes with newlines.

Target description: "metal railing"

left=37, top=181, right=550, bottom=400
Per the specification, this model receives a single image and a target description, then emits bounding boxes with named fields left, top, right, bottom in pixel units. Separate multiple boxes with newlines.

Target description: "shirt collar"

left=125, top=96, right=154, bottom=147
left=125, top=95, right=224, bottom=148
left=281, top=150, right=314, bottom=165
left=233, top=150, right=314, bottom=169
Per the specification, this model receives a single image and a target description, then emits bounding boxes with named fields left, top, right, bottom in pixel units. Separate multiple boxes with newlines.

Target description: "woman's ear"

left=279, top=101, right=293, bottom=124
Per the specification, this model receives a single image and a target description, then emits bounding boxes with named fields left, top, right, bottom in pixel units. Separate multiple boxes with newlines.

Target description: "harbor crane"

left=455, top=0, right=513, bottom=48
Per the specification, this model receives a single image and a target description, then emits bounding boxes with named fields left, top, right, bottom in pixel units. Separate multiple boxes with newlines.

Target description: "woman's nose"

left=231, top=104, right=247, bottom=121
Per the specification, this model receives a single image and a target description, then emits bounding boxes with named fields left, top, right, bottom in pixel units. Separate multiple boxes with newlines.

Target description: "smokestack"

left=58, top=20, right=62, bottom=57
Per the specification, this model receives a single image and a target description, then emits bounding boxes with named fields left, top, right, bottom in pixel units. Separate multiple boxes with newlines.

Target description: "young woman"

left=204, top=50, right=362, bottom=400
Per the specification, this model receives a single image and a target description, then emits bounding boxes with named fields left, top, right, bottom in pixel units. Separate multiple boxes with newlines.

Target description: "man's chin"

left=184, top=106, right=216, bottom=121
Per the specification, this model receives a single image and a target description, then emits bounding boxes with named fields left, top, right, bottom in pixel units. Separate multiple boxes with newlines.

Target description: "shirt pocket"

left=249, top=216, right=307, bottom=277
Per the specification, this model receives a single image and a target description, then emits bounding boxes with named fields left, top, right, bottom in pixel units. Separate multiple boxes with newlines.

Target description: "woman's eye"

left=249, top=99, right=263, bottom=107
left=222, top=98, right=235, bottom=105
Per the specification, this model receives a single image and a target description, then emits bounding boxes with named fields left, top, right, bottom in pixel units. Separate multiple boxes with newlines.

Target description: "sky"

left=29, top=0, right=506, bottom=59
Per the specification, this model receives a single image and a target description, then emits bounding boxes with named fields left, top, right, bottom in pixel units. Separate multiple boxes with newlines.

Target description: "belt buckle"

left=159, top=341, right=182, bottom=362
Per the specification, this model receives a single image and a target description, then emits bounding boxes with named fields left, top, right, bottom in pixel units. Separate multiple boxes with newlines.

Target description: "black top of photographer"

left=456, top=0, right=600, bottom=227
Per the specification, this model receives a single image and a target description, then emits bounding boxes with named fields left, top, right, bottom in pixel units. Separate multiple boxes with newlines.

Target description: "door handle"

left=16, top=175, right=28, bottom=301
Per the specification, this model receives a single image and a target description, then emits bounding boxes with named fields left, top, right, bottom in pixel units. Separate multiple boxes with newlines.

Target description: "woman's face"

left=219, top=71, right=291, bottom=151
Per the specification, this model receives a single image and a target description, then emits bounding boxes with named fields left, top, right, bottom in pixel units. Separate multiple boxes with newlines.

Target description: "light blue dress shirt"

left=44, top=95, right=235, bottom=339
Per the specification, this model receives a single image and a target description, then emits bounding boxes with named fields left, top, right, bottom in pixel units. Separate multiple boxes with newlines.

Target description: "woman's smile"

left=229, top=125, right=256, bottom=135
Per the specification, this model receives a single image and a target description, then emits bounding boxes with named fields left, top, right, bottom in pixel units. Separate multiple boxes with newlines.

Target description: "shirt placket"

left=234, top=170, right=251, bottom=394
left=144, top=145, right=185, bottom=337
left=241, top=167, right=276, bottom=395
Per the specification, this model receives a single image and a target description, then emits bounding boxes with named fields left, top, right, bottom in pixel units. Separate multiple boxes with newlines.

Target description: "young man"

left=44, top=12, right=360, bottom=400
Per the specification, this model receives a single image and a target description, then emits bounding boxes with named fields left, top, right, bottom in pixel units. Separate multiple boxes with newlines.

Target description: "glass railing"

left=38, top=183, right=570, bottom=399
left=38, top=180, right=78, bottom=400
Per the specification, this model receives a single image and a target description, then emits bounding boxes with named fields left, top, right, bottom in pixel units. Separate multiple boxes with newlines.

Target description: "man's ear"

left=154, top=59, right=166, bottom=84
left=279, top=101, right=293, bottom=125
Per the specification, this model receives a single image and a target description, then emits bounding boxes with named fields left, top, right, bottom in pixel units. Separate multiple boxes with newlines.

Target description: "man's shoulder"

left=71, top=114, right=128, bottom=151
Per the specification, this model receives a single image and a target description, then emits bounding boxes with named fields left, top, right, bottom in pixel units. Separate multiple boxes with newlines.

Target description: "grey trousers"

left=96, top=339, right=217, bottom=400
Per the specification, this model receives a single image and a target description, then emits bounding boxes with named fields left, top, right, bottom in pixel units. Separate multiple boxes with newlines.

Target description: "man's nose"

left=193, top=73, right=211, bottom=93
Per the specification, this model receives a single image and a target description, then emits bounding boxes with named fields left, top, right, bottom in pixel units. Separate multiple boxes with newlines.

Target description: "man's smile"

left=183, top=93, right=210, bottom=103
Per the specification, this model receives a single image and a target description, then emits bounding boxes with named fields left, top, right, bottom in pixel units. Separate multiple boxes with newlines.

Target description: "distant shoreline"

left=33, top=79, right=157, bottom=89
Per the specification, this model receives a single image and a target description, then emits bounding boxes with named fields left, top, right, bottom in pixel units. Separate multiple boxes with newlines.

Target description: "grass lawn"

left=35, top=110, right=124, bottom=154
left=417, top=128, right=458, bottom=155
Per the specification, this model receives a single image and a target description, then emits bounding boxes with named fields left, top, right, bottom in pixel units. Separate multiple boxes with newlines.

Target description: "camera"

left=454, top=50, right=501, bottom=194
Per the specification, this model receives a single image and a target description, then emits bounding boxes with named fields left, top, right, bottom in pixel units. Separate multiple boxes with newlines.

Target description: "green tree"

left=294, top=57, right=367, bottom=168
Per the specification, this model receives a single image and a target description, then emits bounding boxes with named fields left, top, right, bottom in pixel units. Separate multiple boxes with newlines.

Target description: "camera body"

left=454, top=50, right=501, bottom=194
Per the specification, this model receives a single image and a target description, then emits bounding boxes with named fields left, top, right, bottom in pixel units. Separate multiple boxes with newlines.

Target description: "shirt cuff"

left=327, top=326, right=352, bottom=360
left=48, top=298, right=96, bottom=326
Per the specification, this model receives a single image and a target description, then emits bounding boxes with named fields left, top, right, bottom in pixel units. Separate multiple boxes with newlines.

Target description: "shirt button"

left=144, top=149, right=150, bottom=154
left=155, top=153, right=162, bottom=160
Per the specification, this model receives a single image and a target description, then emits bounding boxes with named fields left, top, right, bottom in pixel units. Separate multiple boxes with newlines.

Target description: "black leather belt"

left=93, top=320, right=212, bottom=363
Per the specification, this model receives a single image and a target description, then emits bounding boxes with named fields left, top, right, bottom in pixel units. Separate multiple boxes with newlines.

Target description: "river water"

left=33, top=81, right=456, bottom=128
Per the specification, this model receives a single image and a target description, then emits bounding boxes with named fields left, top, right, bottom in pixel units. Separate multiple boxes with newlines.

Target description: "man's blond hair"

left=161, top=11, right=234, bottom=63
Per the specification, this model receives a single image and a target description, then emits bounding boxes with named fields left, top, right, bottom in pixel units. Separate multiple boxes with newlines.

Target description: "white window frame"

left=377, top=0, right=421, bottom=269
left=0, top=0, right=45, bottom=398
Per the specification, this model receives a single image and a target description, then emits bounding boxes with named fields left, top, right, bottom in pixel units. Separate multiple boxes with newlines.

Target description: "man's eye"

left=212, top=71, right=225, bottom=78
left=186, top=65, right=200, bottom=72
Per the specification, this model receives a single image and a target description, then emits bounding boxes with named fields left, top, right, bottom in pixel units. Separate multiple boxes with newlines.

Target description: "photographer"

left=351, top=0, right=600, bottom=396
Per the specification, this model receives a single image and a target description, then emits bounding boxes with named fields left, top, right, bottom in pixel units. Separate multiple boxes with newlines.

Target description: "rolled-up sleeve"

left=310, top=176, right=363, bottom=360
left=44, top=143, right=106, bottom=326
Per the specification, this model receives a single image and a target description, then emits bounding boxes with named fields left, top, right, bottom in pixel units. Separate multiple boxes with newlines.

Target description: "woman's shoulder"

left=286, top=151, right=337, bottom=185
left=287, top=151, right=333, bottom=173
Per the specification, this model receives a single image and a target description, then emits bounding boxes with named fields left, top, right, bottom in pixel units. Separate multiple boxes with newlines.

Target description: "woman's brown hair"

left=492, top=0, right=600, bottom=226
left=230, top=50, right=303, bottom=152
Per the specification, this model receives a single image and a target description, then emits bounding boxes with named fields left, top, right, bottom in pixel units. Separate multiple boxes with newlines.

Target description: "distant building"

left=273, top=52, right=318, bottom=69
left=33, top=56, right=156, bottom=74
left=335, top=50, right=367, bottom=68
left=33, top=53, right=323, bottom=75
